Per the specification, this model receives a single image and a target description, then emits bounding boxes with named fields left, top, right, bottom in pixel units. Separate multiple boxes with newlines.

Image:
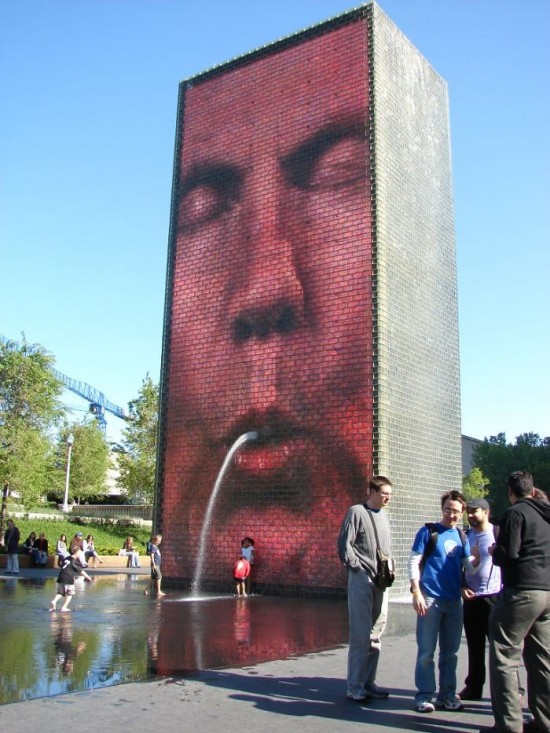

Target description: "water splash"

left=191, top=431, right=258, bottom=596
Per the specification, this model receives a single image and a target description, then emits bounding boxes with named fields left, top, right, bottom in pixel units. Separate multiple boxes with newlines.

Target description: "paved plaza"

left=0, top=569, right=507, bottom=733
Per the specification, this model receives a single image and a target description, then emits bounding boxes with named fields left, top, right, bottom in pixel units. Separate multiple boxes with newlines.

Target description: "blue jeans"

left=7, top=553, right=19, bottom=573
left=415, top=596, right=463, bottom=703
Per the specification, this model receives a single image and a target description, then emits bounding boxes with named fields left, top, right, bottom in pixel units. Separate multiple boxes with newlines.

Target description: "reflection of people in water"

left=152, top=596, right=349, bottom=676
left=53, top=617, right=87, bottom=676
left=161, top=18, right=373, bottom=589
left=234, top=598, right=252, bottom=647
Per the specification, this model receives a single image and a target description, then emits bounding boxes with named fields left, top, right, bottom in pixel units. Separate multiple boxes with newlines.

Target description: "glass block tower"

left=156, top=2, right=461, bottom=596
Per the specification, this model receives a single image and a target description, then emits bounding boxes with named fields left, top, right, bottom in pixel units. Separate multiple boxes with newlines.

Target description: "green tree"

left=117, top=375, right=159, bottom=503
left=0, top=337, right=63, bottom=509
left=462, top=467, right=490, bottom=503
left=54, top=422, right=110, bottom=504
left=474, top=432, right=550, bottom=519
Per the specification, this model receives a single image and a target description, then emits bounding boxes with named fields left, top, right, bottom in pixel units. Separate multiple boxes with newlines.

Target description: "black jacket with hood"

left=492, top=497, right=550, bottom=590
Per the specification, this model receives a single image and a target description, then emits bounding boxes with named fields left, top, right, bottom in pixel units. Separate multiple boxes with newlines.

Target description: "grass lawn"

left=3, top=516, right=151, bottom=556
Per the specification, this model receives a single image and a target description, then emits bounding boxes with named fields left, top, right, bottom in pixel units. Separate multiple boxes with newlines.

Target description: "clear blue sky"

left=2, top=0, right=548, bottom=445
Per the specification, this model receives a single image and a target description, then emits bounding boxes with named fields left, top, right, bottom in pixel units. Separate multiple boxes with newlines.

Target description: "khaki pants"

left=346, top=568, right=388, bottom=695
left=489, top=587, right=550, bottom=733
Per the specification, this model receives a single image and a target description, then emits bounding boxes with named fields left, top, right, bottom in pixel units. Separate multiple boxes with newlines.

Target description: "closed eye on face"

left=177, top=164, right=243, bottom=234
left=281, top=123, right=367, bottom=192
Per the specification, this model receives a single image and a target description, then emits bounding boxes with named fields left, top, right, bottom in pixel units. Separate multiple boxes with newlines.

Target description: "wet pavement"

left=0, top=569, right=522, bottom=732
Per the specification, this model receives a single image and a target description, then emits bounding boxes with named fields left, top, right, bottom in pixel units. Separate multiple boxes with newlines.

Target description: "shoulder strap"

left=457, top=527, right=467, bottom=555
left=365, top=508, right=381, bottom=551
left=419, top=523, right=438, bottom=572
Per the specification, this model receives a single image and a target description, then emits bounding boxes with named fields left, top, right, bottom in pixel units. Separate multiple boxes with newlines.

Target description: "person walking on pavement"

left=409, top=490, right=479, bottom=713
left=338, top=476, right=394, bottom=703
left=480, top=471, right=550, bottom=733
left=460, top=497, right=501, bottom=701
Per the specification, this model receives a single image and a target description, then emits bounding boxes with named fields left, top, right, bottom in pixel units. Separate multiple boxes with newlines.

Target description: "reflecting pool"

left=0, top=574, right=415, bottom=705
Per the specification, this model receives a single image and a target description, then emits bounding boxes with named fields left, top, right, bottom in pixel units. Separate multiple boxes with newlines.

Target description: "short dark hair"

left=441, top=490, right=466, bottom=511
left=508, top=471, right=534, bottom=498
left=369, top=476, right=392, bottom=492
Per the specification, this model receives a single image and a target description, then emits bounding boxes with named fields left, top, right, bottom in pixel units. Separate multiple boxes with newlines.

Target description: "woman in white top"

left=56, top=533, right=70, bottom=567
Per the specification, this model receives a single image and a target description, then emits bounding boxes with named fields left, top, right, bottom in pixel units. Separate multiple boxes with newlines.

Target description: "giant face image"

left=161, top=20, right=373, bottom=589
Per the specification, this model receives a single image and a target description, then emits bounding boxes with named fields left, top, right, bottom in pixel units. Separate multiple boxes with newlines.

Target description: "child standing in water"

left=147, top=534, right=166, bottom=598
left=50, top=545, right=93, bottom=612
left=233, top=556, right=250, bottom=596
left=239, top=537, right=255, bottom=596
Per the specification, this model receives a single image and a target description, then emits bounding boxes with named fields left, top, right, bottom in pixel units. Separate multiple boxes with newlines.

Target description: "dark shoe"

left=435, top=698, right=464, bottom=712
left=365, top=683, right=390, bottom=699
left=523, top=722, right=544, bottom=732
left=459, top=686, right=482, bottom=700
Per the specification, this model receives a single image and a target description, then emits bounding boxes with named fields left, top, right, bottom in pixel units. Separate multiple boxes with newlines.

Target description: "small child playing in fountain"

left=233, top=555, right=251, bottom=597
left=145, top=534, right=166, bottom=598
left=233, top=537, right=254, bottom=596
left=50, top=545, right=93, bottom=613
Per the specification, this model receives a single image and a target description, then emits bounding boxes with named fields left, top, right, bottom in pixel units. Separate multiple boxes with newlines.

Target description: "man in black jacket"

left=480, top=471, right=550, bottom=733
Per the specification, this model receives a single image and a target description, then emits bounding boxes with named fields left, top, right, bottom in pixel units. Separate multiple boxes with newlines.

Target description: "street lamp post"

left=62, top=433, right=75, bottom=513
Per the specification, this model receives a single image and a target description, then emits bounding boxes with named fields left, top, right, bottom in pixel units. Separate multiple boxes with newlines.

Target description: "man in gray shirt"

left=338, top=475, right=393, bottom=702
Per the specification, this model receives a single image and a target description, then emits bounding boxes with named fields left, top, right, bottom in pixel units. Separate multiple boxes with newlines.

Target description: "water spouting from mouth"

left=191, top=431, right=258, bottom=596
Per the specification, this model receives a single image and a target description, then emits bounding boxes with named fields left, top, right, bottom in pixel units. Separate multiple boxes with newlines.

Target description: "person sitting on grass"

left=50, top=545, right=93, bottom=613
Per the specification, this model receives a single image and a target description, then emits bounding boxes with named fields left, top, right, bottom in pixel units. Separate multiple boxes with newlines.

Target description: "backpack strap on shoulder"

left=419, top=523, right=438, bottom=572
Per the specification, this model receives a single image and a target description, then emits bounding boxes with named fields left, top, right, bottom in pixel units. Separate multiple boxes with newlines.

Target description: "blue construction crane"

left=51, top=368, right=129, bottom=431
left=1, top=335, right=129, bottom=431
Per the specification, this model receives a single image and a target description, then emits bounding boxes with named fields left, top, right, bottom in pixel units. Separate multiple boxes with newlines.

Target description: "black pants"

left=462, top=594, right=497, bottom=695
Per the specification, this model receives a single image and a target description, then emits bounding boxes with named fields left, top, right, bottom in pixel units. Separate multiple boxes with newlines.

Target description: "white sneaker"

left=416, top=700, right=435, bottom=713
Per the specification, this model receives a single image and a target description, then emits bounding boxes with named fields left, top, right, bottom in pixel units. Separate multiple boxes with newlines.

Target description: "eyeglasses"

left=443, top=507, right=462, bottom=515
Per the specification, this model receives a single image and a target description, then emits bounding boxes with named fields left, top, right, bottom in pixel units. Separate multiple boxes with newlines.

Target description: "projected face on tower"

left=161, top=19, right=374, bottom=588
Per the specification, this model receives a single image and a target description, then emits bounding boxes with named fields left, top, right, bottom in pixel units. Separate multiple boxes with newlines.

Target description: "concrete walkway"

left=0, top=603, right=505, bottom=733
